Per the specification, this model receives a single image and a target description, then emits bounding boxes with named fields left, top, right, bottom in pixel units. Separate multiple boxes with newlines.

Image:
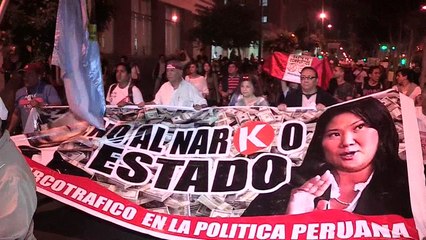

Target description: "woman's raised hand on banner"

left=286, top=170, right=333, bottom=215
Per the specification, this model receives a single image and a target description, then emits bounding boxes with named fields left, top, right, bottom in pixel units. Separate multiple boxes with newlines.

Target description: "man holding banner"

left=149, top=60, right=207, bottom=109
left=277, top=66, right=336, bottom=110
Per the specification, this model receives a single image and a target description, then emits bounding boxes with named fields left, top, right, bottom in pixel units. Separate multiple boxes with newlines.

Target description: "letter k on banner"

left=233, top=121, right=275, bottom=155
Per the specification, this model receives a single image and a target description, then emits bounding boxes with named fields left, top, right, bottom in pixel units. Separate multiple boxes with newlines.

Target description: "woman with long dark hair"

left=243, top=97, right=412, bottom=217
left=202, top=62, right=221, bottom=106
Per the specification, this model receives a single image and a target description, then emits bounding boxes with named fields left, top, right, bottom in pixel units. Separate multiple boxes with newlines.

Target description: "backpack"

left=108, top=83, right=134, bottom=103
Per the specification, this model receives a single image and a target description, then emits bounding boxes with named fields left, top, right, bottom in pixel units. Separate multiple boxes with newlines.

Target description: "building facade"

left=99, top=0, right=213, bottom=100
left=100, top=0, right=214, bottom=59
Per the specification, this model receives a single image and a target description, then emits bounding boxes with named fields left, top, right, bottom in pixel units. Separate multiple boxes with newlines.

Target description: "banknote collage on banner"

left=11, top=90, right=426, bottom=240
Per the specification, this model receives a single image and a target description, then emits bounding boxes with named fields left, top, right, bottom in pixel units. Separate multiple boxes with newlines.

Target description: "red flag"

left=263, top=52, right=333, bottom=91
left=311, top=56, right=333, bottom=90
left=263, top=52, right=289, bottom=80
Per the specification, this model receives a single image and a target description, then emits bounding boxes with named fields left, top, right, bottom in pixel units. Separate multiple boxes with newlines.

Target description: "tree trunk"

left=407, top=29, right=414, bottom=65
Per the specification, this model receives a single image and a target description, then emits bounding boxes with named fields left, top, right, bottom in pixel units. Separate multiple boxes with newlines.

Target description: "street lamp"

left=319, top=12, right=327, bottom=35
left=327, top=24, right=332, bottom=29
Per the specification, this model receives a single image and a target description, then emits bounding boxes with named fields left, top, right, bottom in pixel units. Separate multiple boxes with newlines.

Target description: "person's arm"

left=131, top=86, right=144, bottom=105
left=202, top=77, right=209, bottom=98
left=277, top=103, right=287, bottom=111
left=180, top=50, right=191, bottom=66
left=411, top=86, right=422, bottom=99
left=213, top=74, right=221, bottom=102
left=258, top=97, right=269, bottom=106
left=7, top=109, right=20, bottom=134
left=105, top=84, right=113, bottom=104
left=189, top=83, right=207, bottom=108
left=45, top=85, right=62, bottom=105
left=218, top=77, right=228, bottom=99
left=0, top=169, right=37, bottom=239
left=147, top=83, right=164, bottom=105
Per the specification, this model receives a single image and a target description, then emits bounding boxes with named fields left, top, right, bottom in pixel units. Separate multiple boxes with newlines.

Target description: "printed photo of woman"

left=243, top=97, right=412, bottom=218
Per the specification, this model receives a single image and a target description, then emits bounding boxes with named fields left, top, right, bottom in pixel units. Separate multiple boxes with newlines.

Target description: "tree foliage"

left=263, top=29, right=298, bottom=54
left=328, top=0, right=425, bottom=56
left=191, top=2, right=260, bottom=51
left=0, top=0, right=114, bottom=61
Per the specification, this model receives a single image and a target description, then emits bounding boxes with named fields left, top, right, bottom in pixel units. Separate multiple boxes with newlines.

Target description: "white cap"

left=0, top=97, right=8, bottom=120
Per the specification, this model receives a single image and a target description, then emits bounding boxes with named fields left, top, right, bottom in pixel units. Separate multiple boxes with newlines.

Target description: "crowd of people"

left=102, top=54, right=421, bottom=111
left=0, top=46, right=424, bottom=136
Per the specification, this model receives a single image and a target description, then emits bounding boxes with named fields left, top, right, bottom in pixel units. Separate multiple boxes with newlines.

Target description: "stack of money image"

left=141, top=185, right=173, bottom=202
left=164, top=194, right=191, bottom=215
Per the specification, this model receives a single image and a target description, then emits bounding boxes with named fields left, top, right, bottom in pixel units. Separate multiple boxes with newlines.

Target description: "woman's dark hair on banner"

left=243, top=97, right=412, bottom=218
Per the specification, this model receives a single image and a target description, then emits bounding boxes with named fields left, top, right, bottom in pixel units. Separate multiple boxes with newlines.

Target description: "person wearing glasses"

left=277, top=67, right=337, bottom=111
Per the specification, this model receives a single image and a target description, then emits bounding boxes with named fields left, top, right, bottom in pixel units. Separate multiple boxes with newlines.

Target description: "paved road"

left=34, top=194, right=164, bottom=240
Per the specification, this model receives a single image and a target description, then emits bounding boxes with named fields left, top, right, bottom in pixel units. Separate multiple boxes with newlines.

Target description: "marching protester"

left=8, top=63, right=61, bottom=134
left=185, top=62, right=209, bottom=98
left=327, top=65, right=357, bottom=102
left=0, top=96, right=37, bottom=240
left=277, top=66, right=337, bottom=110
left=392, top=68, right=421, bottom=100
left=148, top=60, right=207, bottom=109
left=202, top=61, right=221, bottom=106
left=106, top=62, right=144, bottom=107
left=360, top=66, right=384, bottom=96
left=234, top=75, right=269, bottom=106
left=219, top=62, right=242, bottom=106
left=352, top=63, right=368, bottom=96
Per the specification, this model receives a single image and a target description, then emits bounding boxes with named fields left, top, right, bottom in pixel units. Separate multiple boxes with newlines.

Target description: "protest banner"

left=12, top=90, right=426, bottom=239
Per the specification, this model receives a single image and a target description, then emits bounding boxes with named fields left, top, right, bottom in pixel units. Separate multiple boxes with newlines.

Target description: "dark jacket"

left=282, top=88, right=337, bottom=107
left=242, top=161, right=412, bottom=218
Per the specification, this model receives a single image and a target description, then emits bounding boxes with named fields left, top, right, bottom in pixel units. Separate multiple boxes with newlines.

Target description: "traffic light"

left=400, top=58, right=407, bottom=66
left=380, top=44, right=388, bottom=51
left=391, top=46, right=396, bottom=51
left=317, top=55, right=323, bottom=59
left=362, top=58, right=367, bottom=62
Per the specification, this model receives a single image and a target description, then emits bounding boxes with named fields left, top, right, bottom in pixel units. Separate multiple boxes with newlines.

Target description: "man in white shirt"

left=106, top=63, right=144, bottom=107
left=148, top=60, right=207, bottom=109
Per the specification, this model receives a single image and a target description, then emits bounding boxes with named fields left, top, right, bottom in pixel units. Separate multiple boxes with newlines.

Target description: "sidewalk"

left=34, top=194, right=164, bottom=240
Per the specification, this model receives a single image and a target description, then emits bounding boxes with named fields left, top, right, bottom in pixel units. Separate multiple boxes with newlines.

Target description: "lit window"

left=165, top=7, right=181, bottom=55
left=131, top=0, right=152, bottom=56
left=262, top=16, right=268, bottom=23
